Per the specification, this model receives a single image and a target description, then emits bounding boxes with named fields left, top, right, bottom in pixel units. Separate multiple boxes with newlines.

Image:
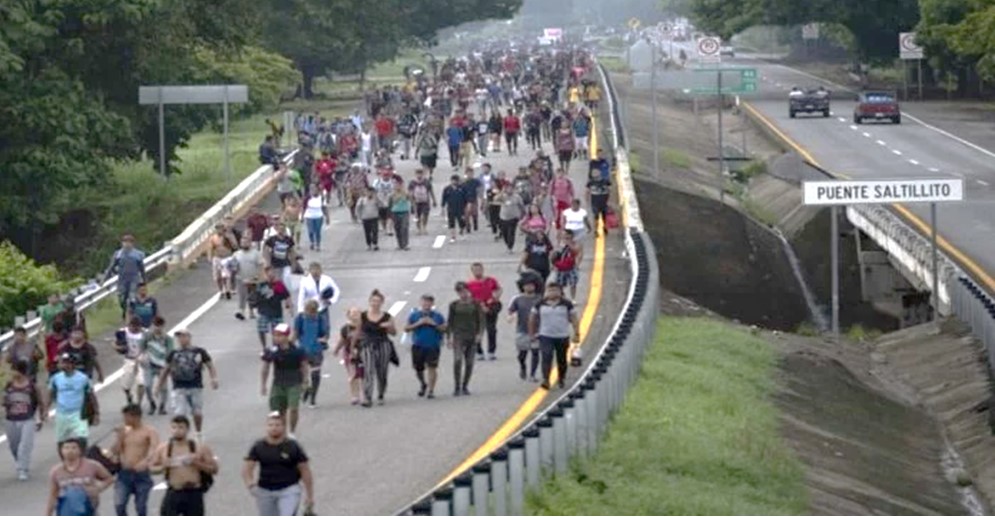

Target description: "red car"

left=853, top=91, right=900, bottom=124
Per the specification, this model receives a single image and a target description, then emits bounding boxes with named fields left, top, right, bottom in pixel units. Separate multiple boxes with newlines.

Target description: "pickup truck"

left=788, top=88, right=830, bottom=118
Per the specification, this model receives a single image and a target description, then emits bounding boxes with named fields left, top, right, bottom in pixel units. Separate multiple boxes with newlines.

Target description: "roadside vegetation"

left=526, top=317, right=807, bottom=515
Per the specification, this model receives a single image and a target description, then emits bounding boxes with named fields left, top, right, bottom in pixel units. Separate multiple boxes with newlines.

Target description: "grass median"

left=526, top=316, right=807, bottom=515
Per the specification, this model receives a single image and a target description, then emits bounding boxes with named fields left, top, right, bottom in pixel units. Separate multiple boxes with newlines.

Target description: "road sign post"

left=803, top=178, right=965, bottom=338
left=651, top=42, right=659, bottom=177
left=139, top=84, right=249, bottom=180
left=899, top=32, right=924, bottom=101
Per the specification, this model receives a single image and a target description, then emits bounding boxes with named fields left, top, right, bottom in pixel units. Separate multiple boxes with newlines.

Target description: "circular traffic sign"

left=900, top=33, right=920, bottom=51
left=697, top=37, right=720, bottom=56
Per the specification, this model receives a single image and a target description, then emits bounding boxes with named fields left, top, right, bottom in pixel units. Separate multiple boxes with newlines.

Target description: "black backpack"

left=166, top=439, right=214, bottom=492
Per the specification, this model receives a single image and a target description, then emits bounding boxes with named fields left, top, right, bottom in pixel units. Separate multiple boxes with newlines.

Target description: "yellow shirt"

left=568, top=87, right=581, bottom=104
left=585, top=86, right=602, bottom=101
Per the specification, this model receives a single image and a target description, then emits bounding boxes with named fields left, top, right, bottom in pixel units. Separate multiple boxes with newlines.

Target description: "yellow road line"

left=432, top=112, right=609, bottom=489
left=744, top=100, right=995, bottom=294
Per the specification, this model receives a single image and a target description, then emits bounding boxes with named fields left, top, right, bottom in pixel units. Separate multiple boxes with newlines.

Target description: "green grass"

left=662, top=147, right=692, bottom=169
left=526, top=317, right=807, bottom=516
left=599, top=56, right=629, bottom=74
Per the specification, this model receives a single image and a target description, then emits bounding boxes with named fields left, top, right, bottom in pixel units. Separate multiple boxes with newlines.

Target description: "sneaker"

left=17, top=471, right=28, bottom=482
left=453, top=388, right=462, bottom=397
left=449, top=238, right=457, bottom=243
left=148, top=401, right=157, bottom=416
left=235, top=312, right=245, bottom=321
left=361, top=401, right=372, bottom=408
left=158, top=406, right=167, bottom=415
left=418, top=385, right=427, bottom=397
left=307, top=403, right=317, bottom=409
left=427, top=392, right=435, bottom=399
left=488, top=354, right=497, bottom=361
left=461, top=388, right=471, bottom=396
left=225, top=292, right=232, bottom=300
left=540, top=382, right=551, bottom=390
left=476, top=353, right=485, bottom=361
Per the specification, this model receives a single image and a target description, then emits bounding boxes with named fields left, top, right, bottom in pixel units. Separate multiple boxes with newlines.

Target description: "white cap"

left=273, top=323, right=291, bottom=335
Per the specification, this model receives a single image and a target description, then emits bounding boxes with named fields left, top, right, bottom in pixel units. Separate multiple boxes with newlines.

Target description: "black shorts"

left=447, top=211, right=463, bottom=229
left=558, top=150, right=573, bottom=163
left=378, top=207, right=390, bottom=221
left=161, top=488, right=205, bottom=516
left=415, top=202, right=431, bottom=218
left=411, top=346, right=441, bottom=371
left=420, top=154, right=437, bottom=169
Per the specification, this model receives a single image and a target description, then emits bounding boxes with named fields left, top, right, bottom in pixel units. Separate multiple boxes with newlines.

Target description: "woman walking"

left=333, top=308, right=363, bottom=405
left=357, top=290, right=397, bottom=407
left=390, top=181, right=412, bottom=250
left=302, top=183, right=328, bottom=252
left=294, top=300, right=329, bottom=409
left=356, top=188, right=380, bottom=251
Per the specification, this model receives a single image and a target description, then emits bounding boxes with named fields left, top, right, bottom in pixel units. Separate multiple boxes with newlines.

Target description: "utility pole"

left=717, top=71, right=725, bottom=203
left=651, top=41, right=659, bottom=175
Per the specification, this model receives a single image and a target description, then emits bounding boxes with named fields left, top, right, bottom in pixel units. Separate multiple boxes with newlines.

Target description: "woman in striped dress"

left=357, top=290, right=397, bottom=407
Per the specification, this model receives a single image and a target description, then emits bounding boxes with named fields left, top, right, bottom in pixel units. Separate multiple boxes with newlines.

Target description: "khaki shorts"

left=121, top=358, right=144, bottom=391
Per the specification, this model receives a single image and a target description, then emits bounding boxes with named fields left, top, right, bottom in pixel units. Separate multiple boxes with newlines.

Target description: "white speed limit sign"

left=697, top=36, right=721, bottom=63
left=899, top=32, right=923, bottom=60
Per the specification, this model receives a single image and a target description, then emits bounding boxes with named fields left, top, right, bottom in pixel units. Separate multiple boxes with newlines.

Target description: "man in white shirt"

left=296, top=262, right=341, bottom=327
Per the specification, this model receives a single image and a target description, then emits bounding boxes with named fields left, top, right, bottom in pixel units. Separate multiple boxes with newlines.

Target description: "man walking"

left=254, top=266, right=292, bottom=351
left=405, top=295, right=446, bottom=399
left=242, top=414, right=314, bottom=516
left=151, top=415, right=219, bottom=516
left=104, top=234, right=146, bottom=321
left=295, top=262, right=341, bottom=328
left=508, top=279, right=542, bottom=382
left=49, top=353, right=98, bottom=449
left=446, top=282, right=485, bottom=397
left=112, top=404, right=160, bottom=516
left=155, top=329, right=219, bottom=443
left=4, top=360, right=46, bottom=480
left=529, top=283, right=580, bottom=390
left=260, top=324, right=309, bottom=437
left=466, top=263, right=502, bottom=361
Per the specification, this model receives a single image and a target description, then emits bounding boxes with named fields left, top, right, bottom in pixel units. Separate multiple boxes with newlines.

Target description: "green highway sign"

left=689, top=67, right=758, bottom=94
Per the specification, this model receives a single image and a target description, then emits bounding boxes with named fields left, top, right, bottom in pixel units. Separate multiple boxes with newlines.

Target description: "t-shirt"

left=262, top=345, right=307, bottom=387
left=442, top=185, right=466, bottom=214
left=407, top=310, right=445, bottom=349
left=409, top=179, right=433, bottom=204
left=50, top=459, right=103, bottom=515
left=246, top=439, right=309, bottom=491
left=139, top=333, right=175, bottom=369
left=4, top=382, right=38, bottom=422
left=303, top=195, right=325, bottom=220
left=587, top=178, right=611, bottom=197
left=128, top=297, right=158, bottom=328
left=562, top=208, right=588, bottom=232
left=166, top=347, right=213, bottom=390
left=40, top=302, right=64, bottom=333
left=265, top=235, right=295, bottom=269
left=461, top=178, right=482, bottom=201
left=508, top=294, right=541, bottom=335
left=234, top=248, right=262, bottom=282
left=48, top=371, right=90, bottom=415
left=56, top=342, right=99, bottom=380
left=446, top=126, right=463, bottom=147
left=447, top=300, right=483, bottom=340
left=524, top=235, right=553, bottom=273
left=255, top=281, right=290, bottom=319
left=532, top=299, right=577, bottom=339
left=466, top=277, right=501, bottom=309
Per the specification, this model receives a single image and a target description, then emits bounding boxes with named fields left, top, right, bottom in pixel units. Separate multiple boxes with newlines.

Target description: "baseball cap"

left=273, top=323, right=291, bottom=335
left=173, top=328, right=192, bottom=336
left=59, top=353, right=73, bottom=362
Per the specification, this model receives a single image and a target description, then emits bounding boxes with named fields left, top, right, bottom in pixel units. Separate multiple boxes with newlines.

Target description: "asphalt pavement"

left=0, top=116, right=629, bottom=515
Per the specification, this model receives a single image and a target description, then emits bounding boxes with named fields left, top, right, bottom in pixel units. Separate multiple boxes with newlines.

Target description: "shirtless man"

left=208, top=223, right=239, bottom=300
left=113, top=404, right=160, bottom=516
left=151, top=415, right=219, bottom=516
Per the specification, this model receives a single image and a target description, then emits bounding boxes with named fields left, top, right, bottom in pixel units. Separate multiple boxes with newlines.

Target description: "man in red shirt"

left=465, top=262, right=503, bottom=360
left=374, top=114, right=395, bottom=153
left=503, top=109, right=520, bottom=156
left=315, top=152, right=335, bottom=203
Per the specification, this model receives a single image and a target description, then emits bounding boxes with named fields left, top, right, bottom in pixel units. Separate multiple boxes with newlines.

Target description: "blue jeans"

left=253, top=484, right=301, bottom=516
left=115, top=469, right=153, bottom=516
left=305, top=217, right=323, bottom=248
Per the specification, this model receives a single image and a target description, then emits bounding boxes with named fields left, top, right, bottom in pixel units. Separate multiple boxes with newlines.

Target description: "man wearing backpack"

left=155, top=329, right=219, bottom=443
left=408, top=168, right=436, bottom=235
left=151, top=415, right=219, bottom=516
left=49, top=353, right=98, bottom=450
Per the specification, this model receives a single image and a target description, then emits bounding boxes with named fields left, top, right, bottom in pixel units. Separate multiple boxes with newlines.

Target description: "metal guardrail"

left=0, top=149, right=298, bottom=351
left=396, top=59, right=662, bottom=516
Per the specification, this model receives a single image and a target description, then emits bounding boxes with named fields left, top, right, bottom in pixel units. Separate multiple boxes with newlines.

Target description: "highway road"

left=648, top=32, right=995, bottom=293
left=0, top=121, right=629, bottom=514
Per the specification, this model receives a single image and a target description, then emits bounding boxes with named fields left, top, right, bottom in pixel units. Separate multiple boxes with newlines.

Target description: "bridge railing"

left=396, top=60, right=661, bottom=516
left=0, top=149, right=298, bottom=352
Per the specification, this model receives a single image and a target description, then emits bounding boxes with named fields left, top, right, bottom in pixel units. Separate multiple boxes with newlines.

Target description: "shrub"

left=0, top=241, right=77, bottom=329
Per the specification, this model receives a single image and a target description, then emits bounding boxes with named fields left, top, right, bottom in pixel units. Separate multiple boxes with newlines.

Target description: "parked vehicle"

left=853, top=91, right=900, bottom=124
left=720, top=45, right=735, bottom=57
left=788, top=86, right=830, bottom=118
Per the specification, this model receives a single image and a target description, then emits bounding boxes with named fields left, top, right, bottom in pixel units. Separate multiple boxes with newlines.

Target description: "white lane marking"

left=413, top=267, right=431, bottom=282
left=909, top=159, right=920, bottom=165
left=838, top=117, right=847, bottom=122
left=892, top=149, right=903, bottom=156
left=862, top=132, right=872, bottom=138
left=388, top=301, right=407, bottom=316
left=979, top=180, right=990, bottom=186
left=849, top=125, right=858, bottom=131
left=904, top=113, right=995, bottom=160
left=929, top=167, right=941, bottom=172
left=0, top=293, right=222, bottom=445
left=876, top=140, right=887, bottom=146
left=432, top=235, right=446, bottom=249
